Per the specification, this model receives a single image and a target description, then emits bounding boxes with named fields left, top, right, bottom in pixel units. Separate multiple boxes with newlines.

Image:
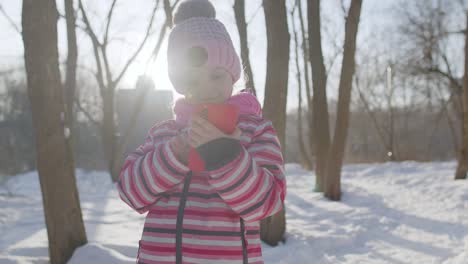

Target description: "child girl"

left=117, top=0, right=286, bottom=263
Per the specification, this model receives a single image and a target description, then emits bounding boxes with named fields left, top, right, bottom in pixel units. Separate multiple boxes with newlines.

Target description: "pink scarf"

left=174, top=89, right=262, bottom=126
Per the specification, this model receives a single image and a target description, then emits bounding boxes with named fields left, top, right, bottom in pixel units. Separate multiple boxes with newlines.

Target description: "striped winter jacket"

left=117, top=114, right=286, bottom=264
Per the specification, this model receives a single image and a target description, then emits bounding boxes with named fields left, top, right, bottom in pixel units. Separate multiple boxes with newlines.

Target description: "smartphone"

left=189, top=103, right=239, bottom=172
left=194, top=103, right=239, bottom=134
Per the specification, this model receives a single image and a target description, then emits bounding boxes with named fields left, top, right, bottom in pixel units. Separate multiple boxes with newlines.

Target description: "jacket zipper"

left=176, top=171, right=193, bottom=264
left=240, top=218, right=248, bottom=264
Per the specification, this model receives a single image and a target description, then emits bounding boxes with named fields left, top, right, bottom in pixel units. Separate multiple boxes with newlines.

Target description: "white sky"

left=0, top=1, right=402, bottom=110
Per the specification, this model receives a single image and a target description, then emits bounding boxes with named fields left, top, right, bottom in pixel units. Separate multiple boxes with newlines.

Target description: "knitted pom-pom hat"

left=167, top=0, right=241, bottom=94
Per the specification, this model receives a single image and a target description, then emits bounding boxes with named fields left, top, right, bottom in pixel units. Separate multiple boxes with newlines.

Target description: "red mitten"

left=188, top=148, right=206, bottom=172
left=189, top=103, right=239, bottom=172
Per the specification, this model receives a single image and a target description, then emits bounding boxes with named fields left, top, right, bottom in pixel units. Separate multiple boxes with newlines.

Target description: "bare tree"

left=22, top=0, right=87, bottom=263
left=455, top=12, right=468, bottom=180
left=354, top=64, right=401, bottom=161
left=397, top=1, right=464, bottom=125
left=308, top=0, right=330, bottom=192
left=324, top=0, right=363, bottom=200
left=355, top=59, right=403, bottom=161
left=296, top=0, right=315, bottom=171
left=261, top=0, right=290, bottom=246
left=385, top=66, right=398, bottom=160
left=64, top=0, right=77, bottom=123
left=291, top=3, right=313, bottom=170
left=396, top=0, right=466, bottom=179
left=78, top=0, right=178, bottom=181
left=63, top=0, right=79, bottom=157
left=0, top=78, right=36, bottom=174
left=234, top=0, right=256, bottom=95
left=110, top=0, right=180, bottom=183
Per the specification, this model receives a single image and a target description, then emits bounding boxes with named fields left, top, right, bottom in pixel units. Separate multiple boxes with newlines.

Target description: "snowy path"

left=0, top=162, right=467, bottom=263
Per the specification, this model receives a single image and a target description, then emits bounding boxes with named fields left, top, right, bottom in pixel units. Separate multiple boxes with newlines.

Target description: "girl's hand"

left=169, top=131, right=191, bottom=165
left=189, top=115, right=241, bottom=148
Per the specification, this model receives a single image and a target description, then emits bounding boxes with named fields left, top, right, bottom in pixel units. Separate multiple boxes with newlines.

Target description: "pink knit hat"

left=167, top=0, right=241, bottom=94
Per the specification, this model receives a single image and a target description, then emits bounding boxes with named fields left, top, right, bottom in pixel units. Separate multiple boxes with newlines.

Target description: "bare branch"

left=355, top=75, right=391, bottom=151
left=106, top=36, right=132, bottom=45
left=425, top=66, right=462, bottom=92
left=326, top=47, right=342, bottom=77
left=0, top=4, right=21, bottom=35
left=79, top=0, right=106, bottom=95
left=78, top=0, right=102, bottom=47
left=164, top=0, right=181, bottom=28
left=112, top=0, right=179, bottom=181
left=64, top=0, right=78, bottom=123
left=296, top=0, right=312, bottom=106
left=145, top=21, right=169, bottom=72
left=427, top=87, right=458, bottom=154
left=444, top=29, right=466, bottom=35
left=145, top=0, right=180, bottom=72
left=74, top=98, right=100, bottom=126
left=114, top=0, right=160, bottom=85
left=58, top=11, right=66, bottom=20
left=246, top=2, right=262, bottom=25
left=291, top=4, right=313, bottom=168
left=104, top=0, right=118, bottom=46
left=340, top=0, right=347, bottom=18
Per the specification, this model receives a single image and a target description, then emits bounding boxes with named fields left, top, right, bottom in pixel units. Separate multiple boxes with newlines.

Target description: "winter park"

left=1, top=0, right=468, bottom=263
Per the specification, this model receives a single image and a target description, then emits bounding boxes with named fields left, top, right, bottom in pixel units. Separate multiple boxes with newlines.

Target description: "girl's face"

left=175, top=66, right=233, bottom=104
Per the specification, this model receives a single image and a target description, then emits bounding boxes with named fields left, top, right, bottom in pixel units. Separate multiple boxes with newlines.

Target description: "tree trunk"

left=324, top=0, right=363, bottom=200
left=101, top=87, right=119, bottom=181
left=386, top=67, right=398, bottom=161
left=234, top=0, right=256, bottom=95
left=308, top=0, right=330, bottom=192
left=110, top=77, right=154, bottom=182
left=261, top=0, right=290, bottom=246
left=22, top=1, right=87, bottom=263
left=455, top=12, right=468, bottom=180
left=292, top=7, right=313, bottom=170
left=297, top=0, right=314, bottom=171
left=64, top=0, right=78, bottom=168
left=64, top=0, right=77, bottom=125
left=297, top=72, right=313, bottom=170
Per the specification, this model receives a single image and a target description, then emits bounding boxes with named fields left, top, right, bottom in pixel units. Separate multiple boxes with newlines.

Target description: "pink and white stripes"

left=117, top=116, right=286, bottom=264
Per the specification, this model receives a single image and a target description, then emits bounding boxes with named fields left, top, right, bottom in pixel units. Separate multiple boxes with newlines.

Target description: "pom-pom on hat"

left=167, top=0, right=241, bottom=94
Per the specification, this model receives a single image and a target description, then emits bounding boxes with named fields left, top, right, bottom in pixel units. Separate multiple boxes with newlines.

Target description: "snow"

left=0, top=162, right=467, bottom=264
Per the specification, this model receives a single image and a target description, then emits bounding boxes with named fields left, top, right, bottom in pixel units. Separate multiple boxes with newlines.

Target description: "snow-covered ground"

left=0, top=161, right=467, bottom=264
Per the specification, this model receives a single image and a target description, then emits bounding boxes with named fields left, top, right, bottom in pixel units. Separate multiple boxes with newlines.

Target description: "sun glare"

left=123, top=39, right=178, bottom=102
